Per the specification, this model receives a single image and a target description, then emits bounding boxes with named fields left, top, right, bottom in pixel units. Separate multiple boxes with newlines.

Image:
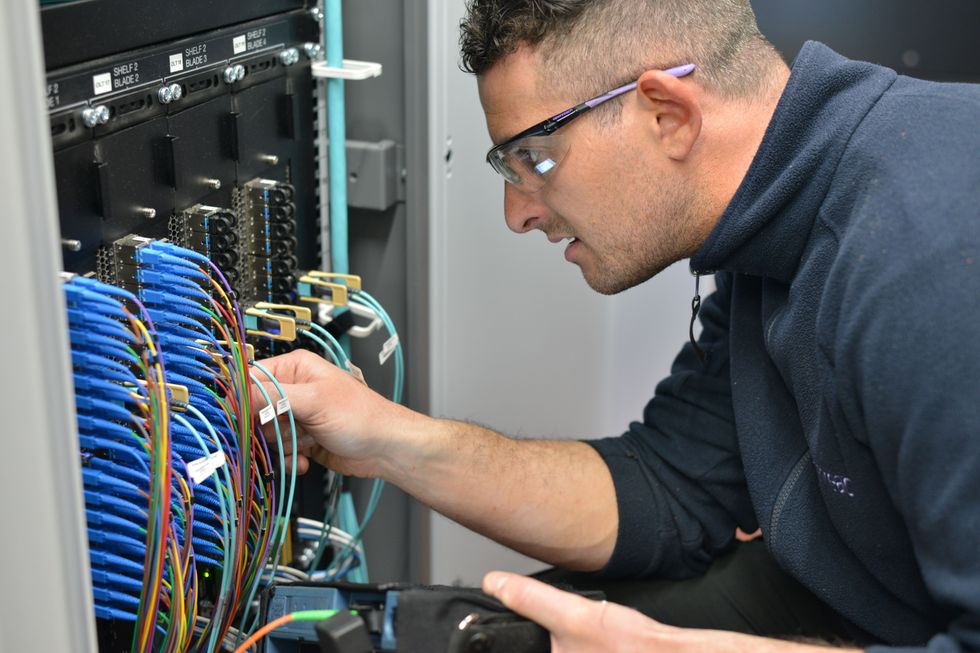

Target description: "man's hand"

left=482, top=572, right=861, bottom=652
left=251, top=350, right=620, bottom=572
left=252, top=349, right=416, bottom=478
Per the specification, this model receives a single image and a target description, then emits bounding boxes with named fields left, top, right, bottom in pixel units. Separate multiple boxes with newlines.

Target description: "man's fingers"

left=482, top=572, right=593, bottom=634
left=250, top=379, right=324, bottom=427
left=283, top=454, right=310, bottom=475
left=254, top=349, right=347, bottom=385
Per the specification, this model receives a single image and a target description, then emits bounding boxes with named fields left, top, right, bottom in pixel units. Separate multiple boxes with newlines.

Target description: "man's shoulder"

left=822, top=76, right=979, bottom=265
left=843, top=74, right=980, bottom=181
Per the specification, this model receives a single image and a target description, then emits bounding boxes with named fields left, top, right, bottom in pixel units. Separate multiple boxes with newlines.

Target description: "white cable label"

left=187, top=452, right=226, bottom=484
left=379, top=334, right=399, bottom=365
left=259, top=404, right=276, bottom=424
left=276, top=397, right=291, bottom=415
left=345, top=361, right=367, bottom=385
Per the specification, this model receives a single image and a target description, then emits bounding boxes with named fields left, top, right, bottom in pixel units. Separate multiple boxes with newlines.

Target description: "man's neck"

left=699, top=62, right=792, bottom=230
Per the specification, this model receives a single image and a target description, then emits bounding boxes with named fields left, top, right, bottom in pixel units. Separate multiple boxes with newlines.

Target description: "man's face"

left=478, top=47, right=705, bottom=295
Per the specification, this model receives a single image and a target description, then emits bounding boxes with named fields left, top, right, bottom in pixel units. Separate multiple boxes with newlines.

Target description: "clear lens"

left=489, top=135, right=569, bottom=191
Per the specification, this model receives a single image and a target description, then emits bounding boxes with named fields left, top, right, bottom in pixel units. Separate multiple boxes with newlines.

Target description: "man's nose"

left=503, top=183, right=547, bottom=234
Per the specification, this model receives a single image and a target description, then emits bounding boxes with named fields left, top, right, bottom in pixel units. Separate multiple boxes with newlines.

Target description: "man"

left=257, top=0, right=980, bottom=650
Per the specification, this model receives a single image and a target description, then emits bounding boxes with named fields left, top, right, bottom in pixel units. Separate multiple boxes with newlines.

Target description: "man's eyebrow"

left=488, top=123, right=519, bottom=148
left=491, top=117, right=546, bottom=149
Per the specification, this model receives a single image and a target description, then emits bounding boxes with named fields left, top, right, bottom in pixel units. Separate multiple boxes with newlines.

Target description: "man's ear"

left=635, top=69, right=702, bottom=161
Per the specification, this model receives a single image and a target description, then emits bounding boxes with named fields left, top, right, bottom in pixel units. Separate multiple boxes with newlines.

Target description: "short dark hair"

left=460, top=0, right=779, bottom=107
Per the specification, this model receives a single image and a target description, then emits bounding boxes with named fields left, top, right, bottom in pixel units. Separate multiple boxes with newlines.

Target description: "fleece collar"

left=689, top=41, right=897, bottom=283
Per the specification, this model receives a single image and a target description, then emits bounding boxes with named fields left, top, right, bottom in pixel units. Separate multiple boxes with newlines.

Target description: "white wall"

left=425, top=1, right=697, bottom=586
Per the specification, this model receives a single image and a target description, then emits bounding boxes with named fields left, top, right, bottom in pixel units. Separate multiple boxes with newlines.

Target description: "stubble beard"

left=578, top=196, right=702, bottom=296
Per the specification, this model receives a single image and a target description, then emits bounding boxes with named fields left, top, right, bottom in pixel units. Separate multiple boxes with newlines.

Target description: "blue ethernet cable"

left=78, top=436, right=150, bottom=473
left=87, top=528, right=149, bottom=560
left=64, top=286, right=130, bottom=320
left=82, top=469, right=150, bottom=504
left=72, top=373, right=134, bottom=400
left=84, top=457, right=151, bottom=489
left=70, top=351, right=135, bottom=382
left=68, top=329, right=137, bottom=356
left=76, top=415, right=138, bottom=440
left=90, top=586, right=141, bottom=618
left=91, top=569, right=144, bottom=596
left=83, top=490, right=147, bottom=525
left=134, top=247, right=209, bottom=282
left=65, top=277, right=171, bottom=625
left=89, top=550, right=147, bottom=581
left=75, top=395, right=138, bottom=424
left=86, top=509, right=146, bottom=542
left=66, top=309, right=135, bottom=342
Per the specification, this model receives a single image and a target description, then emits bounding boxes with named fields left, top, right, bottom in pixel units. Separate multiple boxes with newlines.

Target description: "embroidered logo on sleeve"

left=814, top=462, right=855, bottom=497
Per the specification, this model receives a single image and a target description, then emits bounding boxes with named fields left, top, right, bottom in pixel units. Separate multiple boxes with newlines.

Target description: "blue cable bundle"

left=130, top=243, right=238, bottom=572
left=65, top=238, right=304, bottom=648
left=65, top=278, right=161, bottom=623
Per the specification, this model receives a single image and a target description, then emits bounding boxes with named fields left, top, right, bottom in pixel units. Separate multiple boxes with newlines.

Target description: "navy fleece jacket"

left=588, top=42, right=980, bottom=650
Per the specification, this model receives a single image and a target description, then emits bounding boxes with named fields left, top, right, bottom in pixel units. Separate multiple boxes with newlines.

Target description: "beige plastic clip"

left=245, top=308, right=297, bottom=342
left=298, top=275, right=349, bottom=306
left=253, top=303, right=313, bottom=330
left=306, top=271, right=362, bottom=291
left=134, top=381, right=189, bottom=411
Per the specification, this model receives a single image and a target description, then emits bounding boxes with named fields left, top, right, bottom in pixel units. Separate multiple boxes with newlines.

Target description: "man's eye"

left=512, top=147, right=556, bottom=174
left=513, top=147, right=541, bottom=164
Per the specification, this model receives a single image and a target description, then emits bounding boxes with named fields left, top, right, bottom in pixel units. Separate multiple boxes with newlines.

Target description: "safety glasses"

left=486, top=63, right=696, bottom=192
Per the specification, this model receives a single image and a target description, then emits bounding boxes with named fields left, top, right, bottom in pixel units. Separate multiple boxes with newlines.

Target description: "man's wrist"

left=370, top=402, right=448, bottom=483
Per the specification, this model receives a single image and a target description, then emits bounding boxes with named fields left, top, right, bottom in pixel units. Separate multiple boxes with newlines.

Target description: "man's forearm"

left=376, top=413, right=619, bottom=571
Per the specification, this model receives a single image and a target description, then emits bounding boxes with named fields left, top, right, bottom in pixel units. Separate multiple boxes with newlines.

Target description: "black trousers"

left=535, top=540, right=861, bottom=645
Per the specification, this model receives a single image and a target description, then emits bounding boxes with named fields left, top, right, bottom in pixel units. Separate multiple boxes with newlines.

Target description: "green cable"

left=237, top=362, right=300, bottom=639
left=330, top=289, right=403, bottom=581
left=251, top=360, right=300, bottom=569
left=248, top=371, right=289, bottom=558
left=306, top=321, right=350, bottom=368
left=299, top=329, right=342, bottom=367
left=309, top=473, right=343, bottom=571
left=292, top=609, right=352, bottom=621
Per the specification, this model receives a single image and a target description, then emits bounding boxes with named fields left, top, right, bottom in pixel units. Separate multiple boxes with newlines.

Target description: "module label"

left=45, top=17, right=296, bottom=109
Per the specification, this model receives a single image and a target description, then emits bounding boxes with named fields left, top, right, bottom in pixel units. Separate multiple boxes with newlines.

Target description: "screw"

left=260, top=154, right=280, bottom=166
left=95, top=105, right=110, bottom=125
left=309, top=7, right=323, bottom=22
left=223, top=66, right=238, bottom=84
left=233, top=64, right=246, bottom=81
left=168, top=83, right=183, bottom=101
left=279, top=48, right=300, bottom=66
left=61, top=239, right=82, bottom=252
left=204, top=178, right=222, bottom=190
left=137, top=207, right=157, bottom=219
left=81, top=108, right=100, bottom=129
left=157, top=86, right=174, bottom=104
left=303, top=42, right=322, bottom=60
